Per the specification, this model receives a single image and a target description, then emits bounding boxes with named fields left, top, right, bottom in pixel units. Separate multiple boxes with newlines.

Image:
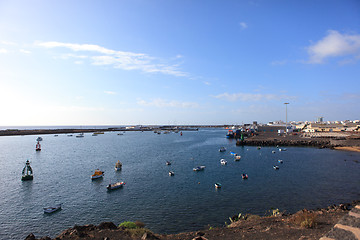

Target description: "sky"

left=0, top=0, right=359, bottom=126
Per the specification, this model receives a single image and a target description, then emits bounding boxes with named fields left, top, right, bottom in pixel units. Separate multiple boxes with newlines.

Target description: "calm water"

left=0, top=129, right=359, bottom=239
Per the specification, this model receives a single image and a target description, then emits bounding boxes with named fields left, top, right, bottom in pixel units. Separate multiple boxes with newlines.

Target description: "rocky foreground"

left=25, top=201, right=359, bottom=240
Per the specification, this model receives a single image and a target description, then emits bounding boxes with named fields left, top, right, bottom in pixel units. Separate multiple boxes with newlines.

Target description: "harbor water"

left=0, top=129, right=359, bottom=239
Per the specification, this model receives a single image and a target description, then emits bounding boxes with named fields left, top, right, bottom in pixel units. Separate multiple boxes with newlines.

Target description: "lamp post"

left=284, top=103, right=289, bottom=134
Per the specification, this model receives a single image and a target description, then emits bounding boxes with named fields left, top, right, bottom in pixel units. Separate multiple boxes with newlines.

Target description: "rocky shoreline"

left=24, top=201, right=359, bottom=240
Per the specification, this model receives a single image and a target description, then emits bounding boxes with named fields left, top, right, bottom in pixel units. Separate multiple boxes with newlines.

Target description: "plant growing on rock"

left=293, top=211, right=318, bottom=228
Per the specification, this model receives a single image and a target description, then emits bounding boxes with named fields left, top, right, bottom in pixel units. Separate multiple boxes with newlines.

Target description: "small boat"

left=278, top=159, right=283, bottom=164
left=166, top=161, right=171, bottom=165
left=234, top=155, right=241, bottom=161
left=257, top=146, right=261, bottom=150
left=54, top=135, right=58, bottom=137
left=273, top=165, right=279, bottom=170
left=91, top=169, right=104, bottom=180
left=220, top=159, right=227, bottom=165
left=67, top=134, right=73, bottom=137
left=107, top=181, right=125, bottom=190
left=279, top=148, right=287, bottom=152
left=115, top=160, right=122, bottom=171
left=215, top=182, right=222, bottom=188
left=117, top=133, right=124, bottom=135
left=219, top=147, right=226, bottom=152
left=92, top=133, right=98, bottom=136
left=36, top=137, right=43, bottom=141
left=76, top=133, right=84, bottom=138
left=242, top=173, right=248, bottom=179
left=35, top=141, right=41, bottom=151
left=230, top=152, right=236, bottom=155
left=272, top=151, right=276, bottom=154
left=169, top=171, right=175, bottom=176
left=44, top=204, right=62, bottom=214
left=21, top=160, right=33, bottom=181
left=193, top=166, right=206, bottom=171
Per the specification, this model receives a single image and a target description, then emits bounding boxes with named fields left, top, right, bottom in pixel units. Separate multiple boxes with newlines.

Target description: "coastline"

left=333, top=146, right=360, bottom=153
left=25, top=201, right=359, bottom=240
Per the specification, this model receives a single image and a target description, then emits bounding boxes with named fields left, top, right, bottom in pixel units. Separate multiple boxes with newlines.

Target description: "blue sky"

left=0, top=0, right=359, bottom=125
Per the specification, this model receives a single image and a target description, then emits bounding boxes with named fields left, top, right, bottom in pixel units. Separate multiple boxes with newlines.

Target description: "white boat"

left=193, top=166, right=206, bottom=171
left=21, top=160, right=33, bottom=181
left=273, top=165, right=279, bottom=170
left=215, top=182, right=222, bottom=188
left=36, top=137, right=43, bottom=141
left=220, top=159, right=227, bottom=165
left=91, top=169, right=104, bottom=180
left=43, top=204, right=62, bottom=213
left=115, top=160, right=122, bottom=171
left=242, top=173, right=248, bottom=179
left=169, top=171, right=175, bottom=176
left=76, top=133, right=84, bottom=138
left=219, top=147, right=226, bottom=152
left=279, top=148, right=287, bottom=151
left=166, top=161, right=171, bottom=165
left=107, top=181, right=125, bottom=190
left=272, top=151, right=276, bottom=154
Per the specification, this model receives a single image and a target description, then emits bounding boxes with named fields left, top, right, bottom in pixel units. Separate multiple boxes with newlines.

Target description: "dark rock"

left=196, top=231, right=205, bottom=236
left=39, top=237, right=51, bottom=240
left=98, top=222, right=117, bottom=230
left=25, top=233, right=36, bottom=240
left=141, top=232, right=160, bottom=240
left=73, top=224, right=95, bottom=232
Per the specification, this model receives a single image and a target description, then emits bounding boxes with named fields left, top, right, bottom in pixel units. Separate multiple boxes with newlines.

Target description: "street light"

left=284, top=103, right=289, bottom=134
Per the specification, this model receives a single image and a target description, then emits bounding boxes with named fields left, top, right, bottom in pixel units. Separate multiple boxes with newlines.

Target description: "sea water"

left=0, top=129, right=359, bottom=239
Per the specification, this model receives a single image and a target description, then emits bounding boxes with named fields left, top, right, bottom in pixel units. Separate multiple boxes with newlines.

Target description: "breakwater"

left=237, top=138, right=332, bottom=148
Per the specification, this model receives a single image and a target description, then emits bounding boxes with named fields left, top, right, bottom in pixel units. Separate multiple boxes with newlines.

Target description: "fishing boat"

left=273, top=165, right=279, bottom=170
left=242, top=173, right=248, bottom=179
left=91, top=169, right=104, bottom=180
left=219, top=147, right=226, bottom=152
left=230, top=151, right=236, bottom=155
left=166, top=161, right=171, bottom=165
left=43, top=204, right=62, bottom=214
left=117, top=133, right=124, bottom=135
left=215, top=182, right=222, bottom=188
left=226, top=130, right=234, bottom=138
left=107, top=181, right=125, bottom=190
left=36, top=137, right=43, bottom=141
left=234, top=155, right=241, bottom=161
left=35, top=141, right=41, bottom=151
left=193, top=166, right=206, bottom=171
left=76, top=133, right=84, bottom=138
left=169, top=171, right=175, bottom=176
left=279, top=148, right=287, bottom=152
left=278, top=159, right=283, bottom=164
left=21, top=160, right=33, bottom=181
left=220, top=159, right=227, bottom=165
left=115, top=160, right=122, bottom=171
left=272, top=151, right=276, bottom=154
left=257, top=146, right=261, bottom=150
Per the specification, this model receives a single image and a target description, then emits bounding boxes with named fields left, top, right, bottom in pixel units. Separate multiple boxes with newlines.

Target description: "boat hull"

left=44, top=204, right=62, bottom=213
left=21, top=175, right=33, bottom=181
left=91, top=174, right=104, bottom=180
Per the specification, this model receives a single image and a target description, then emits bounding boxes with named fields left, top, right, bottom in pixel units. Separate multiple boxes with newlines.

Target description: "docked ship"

left=22, top=160, right=33, bottom=181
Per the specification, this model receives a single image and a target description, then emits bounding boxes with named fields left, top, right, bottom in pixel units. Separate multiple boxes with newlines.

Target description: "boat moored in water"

left=234, top=155, right=241, bottom=161
left=115, top=160, right=122, bottom=171
left=36, top=137, right=43, bottom=141
left=169, top=171, right=175, bottom=176
left=220, top=159, right=227, bottom=165
left=278, top=159, right=283, bottom=164
left=35, top=141, right=41, bottom=151
left=166, top=161, right=171, bottom=165
left=91, top=169, right=104, bottom=180
left=215, top=182, right=222, bottom=188
left=273, top=165, right=279, bottom=170
left=107, top=181, right=125, bottom=190
left=21, top=160, right=33, bottom=181
left=242, top=173, right=248, bottom=179
left=279, top=148, right=287, bottom=151
left=193, top=166, right=206, bottom=171
left=44, top=204, right=62, bottom=214
left=219, top=147, right=226, bottom=152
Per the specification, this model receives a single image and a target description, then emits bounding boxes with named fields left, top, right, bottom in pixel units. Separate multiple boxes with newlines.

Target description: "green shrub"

left=294, top=211, right=317, bottom=228
left=119, top=221, right=138, bottom=229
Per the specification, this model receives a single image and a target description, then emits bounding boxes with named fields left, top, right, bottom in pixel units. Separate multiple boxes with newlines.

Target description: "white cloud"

left=0, top=41, right=16, bottom=45
left=0, top=48, right=7, bottom=54
left=271, top=60, right=287, bottom=66
left=214, top=92, right=296, bottom=102
left=36, top=41, right=187, bottom=77
left=307, top=30, right=360, bottom=64
left=104, top=91, right=116, bottom=95
left=239, top=22, right=248, bottom=29
left=137, top=98, right=199, bottom=108
left=19, top=49, right=31, bottom=54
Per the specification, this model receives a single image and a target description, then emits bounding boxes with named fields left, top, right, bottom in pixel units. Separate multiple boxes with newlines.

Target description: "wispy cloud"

left=271, top=60, right=287, bottom=66
left=0, top=41, right=16, bottom=45
left=0, top=48, right=8, bottom=54
left=306, top=30, right=360, bottom=64
left=239, top=22, right=248, bottom=29
left=36, top=41, right=187, bottom=77
left=104, top=91, right=117, bottom=95
left=137, top=98, right=199, bottom=108
left=214, top=92, right=296, bottom=102
left=19, top=49, right=31, bottom=54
